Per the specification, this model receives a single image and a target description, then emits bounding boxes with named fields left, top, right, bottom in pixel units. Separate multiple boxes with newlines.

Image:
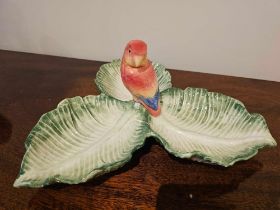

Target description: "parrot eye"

left=128, top=49, right=131, bottom=53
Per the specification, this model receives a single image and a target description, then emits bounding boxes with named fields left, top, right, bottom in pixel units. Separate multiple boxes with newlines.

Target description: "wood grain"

left=0, top=50, right=279, bottom=210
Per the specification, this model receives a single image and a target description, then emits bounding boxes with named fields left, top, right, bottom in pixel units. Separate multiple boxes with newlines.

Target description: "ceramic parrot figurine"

left=121, top=40, right=161, bottom=117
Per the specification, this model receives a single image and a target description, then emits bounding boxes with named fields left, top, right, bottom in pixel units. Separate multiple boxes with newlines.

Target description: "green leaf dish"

left=14, top=60, right=276, bottom=188
left=150, top=87, right=276, bottom=167
left=14, top=95, right=149, bottom=187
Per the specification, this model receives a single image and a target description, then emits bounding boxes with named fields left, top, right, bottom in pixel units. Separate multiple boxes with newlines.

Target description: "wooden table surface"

left=0, top=50, right=279, bottom=210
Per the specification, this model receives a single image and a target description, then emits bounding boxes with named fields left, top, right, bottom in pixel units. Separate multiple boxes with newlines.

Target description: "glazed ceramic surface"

left=14, top=60, right=276, bottom=188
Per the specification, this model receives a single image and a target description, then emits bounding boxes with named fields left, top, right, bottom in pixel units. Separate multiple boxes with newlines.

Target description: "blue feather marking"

left=139, top=90, right=160, bottom=110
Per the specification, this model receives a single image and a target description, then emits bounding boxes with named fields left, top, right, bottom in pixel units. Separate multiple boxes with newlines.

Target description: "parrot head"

left=123, top=40, right=148, bottom=68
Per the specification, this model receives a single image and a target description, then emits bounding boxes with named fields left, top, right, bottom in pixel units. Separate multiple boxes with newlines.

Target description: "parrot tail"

left=141, top=102, right=161, bottom=117
left=138, top=91, right=161, bottom=117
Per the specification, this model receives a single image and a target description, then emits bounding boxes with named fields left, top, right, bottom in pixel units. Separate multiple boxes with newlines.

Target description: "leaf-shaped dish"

left=14, top=95, right=148, bottom=187
left=149, top=87, right=276, bottom=166
left=14, top=59, right=277, bottom=188
left=95, top=59, right=172, bottom=101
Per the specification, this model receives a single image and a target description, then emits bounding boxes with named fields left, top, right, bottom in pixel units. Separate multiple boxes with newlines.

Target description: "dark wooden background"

left=0, top=50, right=279, bottom=210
